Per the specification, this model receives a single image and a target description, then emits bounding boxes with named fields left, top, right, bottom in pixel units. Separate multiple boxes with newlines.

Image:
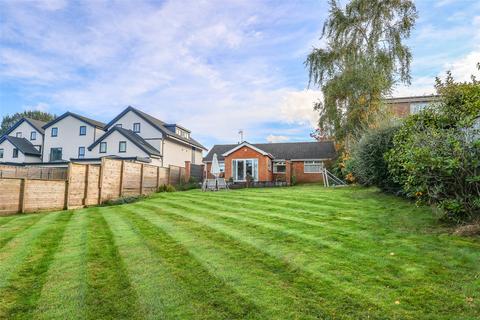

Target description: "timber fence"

left=0, top=158, right=187, bottom=215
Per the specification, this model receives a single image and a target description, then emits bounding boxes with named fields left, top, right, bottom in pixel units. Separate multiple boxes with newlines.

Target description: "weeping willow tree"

left=306, top=0, right=417, bottom=145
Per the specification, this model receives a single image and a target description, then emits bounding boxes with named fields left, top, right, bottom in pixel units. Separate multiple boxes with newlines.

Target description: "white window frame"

left=304, top=160, right=323, bottom=173
left=99, top=142, right=107, bottom=153
left=273, top=161, right=286, bottom=174
left=78, top=147, right=85, bottom=158
left=218, top=161, right=225, bottom=173
left=232, top=158, right=258, bottom=181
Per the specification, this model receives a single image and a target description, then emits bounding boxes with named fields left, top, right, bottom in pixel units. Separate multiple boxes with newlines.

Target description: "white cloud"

left=24, top=102, right=50, bottom=112
left=266, top=135, right=289, bottom=143
left=280, top=90, right=322, bottom=127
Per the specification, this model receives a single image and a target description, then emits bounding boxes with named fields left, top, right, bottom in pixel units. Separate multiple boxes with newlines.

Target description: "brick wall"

left=224, top=146, right=272, bottom=181
left=291, top=161, right=324, bottom=184
left=390, top=102, right=410, bottom=118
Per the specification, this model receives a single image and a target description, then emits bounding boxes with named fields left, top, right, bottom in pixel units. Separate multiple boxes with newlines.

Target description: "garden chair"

left=203, top=179, right=217, bottom=191
left=217, top=178, right=229, bottom=190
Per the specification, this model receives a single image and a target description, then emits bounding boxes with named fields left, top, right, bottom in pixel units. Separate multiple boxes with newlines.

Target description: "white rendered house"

left=42, top=112, right=106, bottom=162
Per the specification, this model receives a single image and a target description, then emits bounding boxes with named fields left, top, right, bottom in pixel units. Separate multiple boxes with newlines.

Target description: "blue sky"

left=1, top=0, right=479, bottom=149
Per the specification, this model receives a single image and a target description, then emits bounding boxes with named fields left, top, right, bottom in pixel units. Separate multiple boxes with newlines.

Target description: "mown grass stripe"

left=107, top=206, right=263, bottom=319
left=0, top=214, right=46, bottom=249
left=132, top=203, right=365, bottom=319
left=0, top=212, right=64, bottom=290
left=0, top=211, right=73, bottom=319
left=85, top=208, right=139, bottom=319
left=33, top=210, right=88, bottom=320
left=140, top=201, right=399, bottom=316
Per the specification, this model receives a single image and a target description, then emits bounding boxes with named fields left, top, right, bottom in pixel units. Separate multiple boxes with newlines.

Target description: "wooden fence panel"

left=158, top=167, right=169, bottom=186
left=85, top=165, right=100, bottom=206
left=0, top=165, right=67, bottom=180
left=122, top=162, right=142, bottom=196
left=100, top=159, right=122, bottom=201
left=23, top=180, right=66, bottom=212
left=143, top=165, right=158, bottom=193
left=0, top=179, right=22, bottom=215
left=67, top=164, right=86, bottom=208
left=0, top=159, right=187, bottom=214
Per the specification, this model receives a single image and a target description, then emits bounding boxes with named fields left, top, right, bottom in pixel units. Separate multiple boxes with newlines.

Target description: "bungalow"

left=203, top=141, right=336, bottom=184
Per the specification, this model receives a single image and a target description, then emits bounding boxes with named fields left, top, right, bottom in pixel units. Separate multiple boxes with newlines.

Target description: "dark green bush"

left=157, top=184, right=177, bottom=193
left=348, top=125, right=401, bottom=193
left=386, top=72, right=480, bottom=221
left=102, top=195, right=146, bottom=206
left=177, top=177, right=201, bottom=191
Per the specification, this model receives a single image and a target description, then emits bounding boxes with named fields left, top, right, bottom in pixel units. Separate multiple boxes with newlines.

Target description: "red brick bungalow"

left=203, top=141, right=336, bottom=184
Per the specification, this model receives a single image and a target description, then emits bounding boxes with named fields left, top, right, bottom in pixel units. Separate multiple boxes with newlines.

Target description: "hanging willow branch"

left=306, top=0, right=417, bottom=144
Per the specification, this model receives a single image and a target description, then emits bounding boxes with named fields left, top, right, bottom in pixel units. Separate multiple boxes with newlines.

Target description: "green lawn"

left=0, top=185, right=478, bottom=319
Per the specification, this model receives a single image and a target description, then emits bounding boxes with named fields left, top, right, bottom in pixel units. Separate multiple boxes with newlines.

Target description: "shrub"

left=177, top=177, right=200, bottom=191
left=348, top=125, right=401, bottom=193
left=102, top=195, right=146, bottom=206
left=386, top=71, right=480, bottom=221
left=157, top=184, right=177, bottom=192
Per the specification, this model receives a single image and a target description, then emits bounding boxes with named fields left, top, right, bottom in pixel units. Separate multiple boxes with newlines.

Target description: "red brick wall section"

left=390, top=102, right=410, bottom=118
left=224, top=146, right=272, bottom=181
left=292, top=161, right=324, bottom=184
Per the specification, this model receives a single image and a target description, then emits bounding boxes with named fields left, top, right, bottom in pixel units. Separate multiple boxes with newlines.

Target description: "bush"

left=177, top=177, right=200, bottom=191
left=386, top=71, right=480, bottom=222
left=348, top=125, right=401, bottom=193
left=102, top=195, right=146, bottom=206
left=157, top=184, right=177, bottom=192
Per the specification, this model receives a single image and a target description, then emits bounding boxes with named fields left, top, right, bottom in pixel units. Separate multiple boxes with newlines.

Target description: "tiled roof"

left=3, top=117, right=47, bottom=136
left=105, top=106, right=207, bottom=150
left=88, top=127, right=161, bottom=157
left=0, top=136, right=41, bottom=156
left=43, top=112, right=106, bottom=129
left=203, top=141, right=336, bottom=162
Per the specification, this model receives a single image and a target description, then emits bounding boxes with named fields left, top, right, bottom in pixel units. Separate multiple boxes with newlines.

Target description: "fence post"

left=184, top=161, right=191, bottom=183
left=140, top=163, right=144, bottom=195
left=19, top=178, right=27, bottom=213
left=64, top=163, right=72, bottom=210
left=98, top=158, right=105, bottom=204
left=119, top=161, right=125, bottom=197
left=167, top=165, right=172, bottom=185
left=156, top=166, right=160, bottom=189
left=83, top=164, right=90, bottom=205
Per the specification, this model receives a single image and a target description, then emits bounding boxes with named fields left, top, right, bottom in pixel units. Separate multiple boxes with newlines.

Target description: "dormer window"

left=175, top=128, right=190, bottom=139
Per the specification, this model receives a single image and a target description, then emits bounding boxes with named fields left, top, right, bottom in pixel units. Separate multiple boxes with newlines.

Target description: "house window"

left=133, top=123, right=141, bottom=133
left=273, top=161, right=286, bottom=173
left=78, top=147, right=85, bottom=158
left=119, top=141, right=127, bottom=153
left=50, top=148, right=62, bottom=161
left=304, top=160, right=323, bottom=173
left=0, top=148, right=4, bottom=159
left=232, top=159, right=258, bottom=181
left=51, top=127, right=58, bottom=137
left=16, top=132, right=22, bottom=138
left=99, top=142, right=107, bottom=153
left=219, top=161, right=225, bottom=173
left=410, top=102, right=429, bottom=114
left=34, top=145, right=41, bottom=153
left=30, top=131, right=36, bottom=140
left=79, top=126, right=87, bottom=136
left=115, top=124, right=122, bottom=128
left=191, top=147, right=196, bottom=164
left=13, top=148, right=19, bottom=158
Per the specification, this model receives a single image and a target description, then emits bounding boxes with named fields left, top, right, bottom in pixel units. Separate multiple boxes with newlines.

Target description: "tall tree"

left=306, top=0, right=417, bottom=144
left=0, top=110, right=56, bottom=135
